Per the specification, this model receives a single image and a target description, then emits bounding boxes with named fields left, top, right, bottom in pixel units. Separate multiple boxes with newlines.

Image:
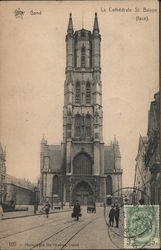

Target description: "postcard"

left=0, top=0, right=160, bottom=249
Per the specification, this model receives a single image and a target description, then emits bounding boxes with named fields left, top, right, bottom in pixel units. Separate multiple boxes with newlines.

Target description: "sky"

left=0, top=1, right=159, bottom=187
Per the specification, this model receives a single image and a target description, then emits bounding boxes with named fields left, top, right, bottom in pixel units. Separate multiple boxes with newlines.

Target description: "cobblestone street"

left=0, top=207, right=124, bottom=249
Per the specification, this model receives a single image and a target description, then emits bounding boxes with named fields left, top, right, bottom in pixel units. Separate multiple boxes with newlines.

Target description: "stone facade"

left=0, top=144, right=6, bottom=204
left=146, top=92, right=160, bottom=205
left=40, top=13, right=123, bottom=206
left=134, top=135, right=151, bottom=204
left=134, top=92, right=160, bottom=205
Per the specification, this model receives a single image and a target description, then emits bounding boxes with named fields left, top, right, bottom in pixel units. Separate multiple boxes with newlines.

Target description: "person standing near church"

left=114, top=204, right=120, bottom=228
left=109, top=205, right=115, bottom=227
left=73, top=200, right=81, bottom=221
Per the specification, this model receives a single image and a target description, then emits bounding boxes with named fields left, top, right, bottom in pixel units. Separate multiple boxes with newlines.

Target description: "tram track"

left=30, top=216, right=99, bottom=250
left=60, top=217, right=98, bottom=249
left=30, top=221, right=76, bottom=249
left=0, top=213, right=71, bottom=240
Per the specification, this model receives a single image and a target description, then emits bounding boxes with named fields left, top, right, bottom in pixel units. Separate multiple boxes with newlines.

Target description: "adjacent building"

left=134, top=91, right=160, bottom=205
left=134, top=135, right=151, bottom=204
left=5, top=175, right=35, bottom=205
left=0, top=144, right=6, bottom=205
left=146, top=92, right=160, bottom=205
left=40, top=13, right=123, bottom=206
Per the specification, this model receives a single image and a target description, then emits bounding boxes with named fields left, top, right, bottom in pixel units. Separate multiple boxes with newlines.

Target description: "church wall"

left=112, top=174, right=120, bottom=196
left=94, top=142, right=100, bottom=175
left=99, top=177, right=106, bottom=203
left=100, top=143, right=104, bottom=175
left=46, top=173, right=53, bottom=197
left=73, top=72, right=93, bottom=82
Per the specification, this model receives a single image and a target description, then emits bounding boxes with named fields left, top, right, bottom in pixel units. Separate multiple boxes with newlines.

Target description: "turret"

left=113, top=136, right=121, bottom=169
left=66, top=13, right=74, bottom=71
left=67, top=12, right=74, bottom=35
left=93, top=12, right=99, bottom=34
left=41, top=135, right=47, bottom=153
left=92, top=12, right=101, bottom=72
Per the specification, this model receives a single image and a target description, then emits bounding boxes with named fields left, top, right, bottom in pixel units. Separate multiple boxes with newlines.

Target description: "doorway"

left=72, top=181, right=94, bottom=205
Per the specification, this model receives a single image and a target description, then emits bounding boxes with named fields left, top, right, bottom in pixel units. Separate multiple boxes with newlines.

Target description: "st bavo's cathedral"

left=40, top=13, right=123, bottom=206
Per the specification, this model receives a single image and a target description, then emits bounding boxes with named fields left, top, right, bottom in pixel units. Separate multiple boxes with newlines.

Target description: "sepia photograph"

left=0, top=0, right=160, bottom=249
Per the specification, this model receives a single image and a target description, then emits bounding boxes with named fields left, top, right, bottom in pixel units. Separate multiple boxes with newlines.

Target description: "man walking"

left=109, top=205, right=115, bottom=227
left=44, top=201, right=50, bottom=218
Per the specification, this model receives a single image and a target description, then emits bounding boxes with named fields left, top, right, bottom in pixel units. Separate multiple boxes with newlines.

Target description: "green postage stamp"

left=124, top=205, right=160, bottom=249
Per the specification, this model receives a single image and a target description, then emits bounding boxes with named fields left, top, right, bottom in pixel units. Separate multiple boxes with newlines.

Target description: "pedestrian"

left=73, top=200, right=81, bottom=221
left=44, top=201, right=50, bottom=218
left=109, top=205, right=115, bottom=227
left=114, top=204, right=120, bottom=228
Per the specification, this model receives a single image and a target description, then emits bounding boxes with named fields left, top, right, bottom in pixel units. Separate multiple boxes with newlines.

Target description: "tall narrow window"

left=86, top=115, right=91, bottom=137
left=75, top=115, right=81, bottom=137
left=106, top=176, right=113, bottom=195
left=74, top=48, right=77, bottom=68
left=53, top=175, right=59, bottom=195
left=86, top=82, right=91, bottom=104
left=75, top=81, right=80, bottom=104
left=81, top=46, right=86, bottom=68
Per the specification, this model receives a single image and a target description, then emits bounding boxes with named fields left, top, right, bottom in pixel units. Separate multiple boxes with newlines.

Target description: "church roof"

left=104, top=145, right=115, bottom=172
left=48, top=145, right=62, bottom=172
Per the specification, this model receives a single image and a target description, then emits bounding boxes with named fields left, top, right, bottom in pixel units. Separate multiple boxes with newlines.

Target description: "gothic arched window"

left=75, top=115, right=81, bottom=137
left=81, top=46, right=86, bottom=68
left=75, top=81, right=80, bottom=104
left=53, top=175, right=59, bottom=195
left=73, top=153, right=92, bottom=176
left=106, top=175, right=113, bottom=195
left=86, top=82, right=91, bottom=104
left=85, top=115, right=91, bottom=137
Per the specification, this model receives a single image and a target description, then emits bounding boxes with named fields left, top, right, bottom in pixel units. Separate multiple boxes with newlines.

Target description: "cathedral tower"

left=40, top=13, right=123, bottom=206
left=62, top=13, right=105, bottom=205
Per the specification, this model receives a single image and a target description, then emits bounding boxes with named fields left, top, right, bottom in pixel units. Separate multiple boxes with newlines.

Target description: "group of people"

left=108, top=204, right=120, bottom=228
left=42, top=200, right=120, bottom=226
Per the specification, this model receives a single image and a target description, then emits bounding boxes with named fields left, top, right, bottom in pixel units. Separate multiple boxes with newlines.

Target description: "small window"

left=53, top=175, right=59, bottom=195
left=86, top=115, right=91, bottom=137
left=75, top=82, right=80, bottom=104
left=81, top=46, right=86, bottom=68
left=86, top=82, right=91, bottom=104
left=75, top=115, right=81, bottom=137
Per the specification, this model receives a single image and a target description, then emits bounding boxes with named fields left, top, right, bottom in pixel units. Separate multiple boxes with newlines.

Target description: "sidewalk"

left=1, top=206, right=72, bottom=220
left=105, top=206, right=124, bottom=249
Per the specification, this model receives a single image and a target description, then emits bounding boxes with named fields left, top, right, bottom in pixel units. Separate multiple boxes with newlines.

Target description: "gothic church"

left=40, top=13, right=123, bottom=206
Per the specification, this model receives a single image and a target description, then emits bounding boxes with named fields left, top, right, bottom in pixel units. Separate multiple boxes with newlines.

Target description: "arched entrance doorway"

left=72, top=181, right=94, bottom=206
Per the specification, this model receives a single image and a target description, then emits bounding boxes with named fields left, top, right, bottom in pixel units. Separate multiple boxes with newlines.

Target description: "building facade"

left=0, top=144, right=6, bottom=205
left=5, top=175, right=35, bottom=205
left=40, top=13, right=123, bottom=206
left=145, top=92, right=160, bottom=205
left=134, top=135, right=151, bottom=204
left=134, top=92, right=160, bottom=205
